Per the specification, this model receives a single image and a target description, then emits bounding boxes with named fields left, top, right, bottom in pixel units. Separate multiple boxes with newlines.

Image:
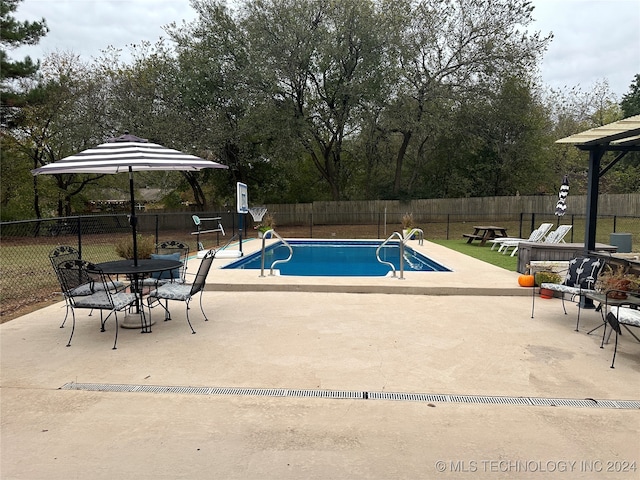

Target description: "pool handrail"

left=377, top=230, right=423, bottom=279
left=376, top=232, right=404, bottom=279
left=259, top=230, right=293, bottom=277
left=403, top=228, right=424, bottom=245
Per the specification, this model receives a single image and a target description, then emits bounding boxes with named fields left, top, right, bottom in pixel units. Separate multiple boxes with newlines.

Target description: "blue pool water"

left=222, top=240, right=451, bottom=277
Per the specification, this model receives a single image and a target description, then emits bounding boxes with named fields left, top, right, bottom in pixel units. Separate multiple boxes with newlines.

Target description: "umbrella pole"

left=129, top=167, right=139, bottom=267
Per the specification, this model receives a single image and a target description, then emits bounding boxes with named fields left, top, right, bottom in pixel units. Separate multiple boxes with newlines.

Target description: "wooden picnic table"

left=462, top=225, right=508, bottom=246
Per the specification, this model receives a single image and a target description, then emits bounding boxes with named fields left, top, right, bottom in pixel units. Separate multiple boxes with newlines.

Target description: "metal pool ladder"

left=259, top=230, right=293, bottom=277
left=376, top=229, right=424, bottom=279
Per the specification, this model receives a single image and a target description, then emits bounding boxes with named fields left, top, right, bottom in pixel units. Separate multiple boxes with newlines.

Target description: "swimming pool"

left=222, top=240, right=451, bottom=277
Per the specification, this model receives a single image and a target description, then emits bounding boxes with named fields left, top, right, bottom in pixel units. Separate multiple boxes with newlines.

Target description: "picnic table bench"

left=462, top=233, right=483, bottom=241
left=463, top=225, right=508, bottom=246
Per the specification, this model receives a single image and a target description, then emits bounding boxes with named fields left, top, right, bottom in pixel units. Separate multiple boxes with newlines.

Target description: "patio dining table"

left=97, top=258, right=183, bottom=332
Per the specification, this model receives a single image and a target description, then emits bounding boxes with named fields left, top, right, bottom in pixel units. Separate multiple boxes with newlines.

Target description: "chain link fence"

left=1, top=211, right=638, bottom=320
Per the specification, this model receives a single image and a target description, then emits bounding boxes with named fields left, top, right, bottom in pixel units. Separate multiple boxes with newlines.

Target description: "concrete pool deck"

left=1, top=240, right=639, bottom=479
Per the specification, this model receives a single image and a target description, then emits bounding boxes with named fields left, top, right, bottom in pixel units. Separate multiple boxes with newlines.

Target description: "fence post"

left=570, top=214, right=575, bottom=242
left=231, top=212, right=236, bottom=237
left=310, top=212, right=313, bottom=238
left=77, top=216, right=82, bottom=258
left=446, top=214, right=450, bottom=240
left=154, top=215, right=159, bottom=245
left=519, top=212, right=523, bottom=238
left=613, top=215, right=617, bottom=233
left=383, top=208, right=387, bottom=238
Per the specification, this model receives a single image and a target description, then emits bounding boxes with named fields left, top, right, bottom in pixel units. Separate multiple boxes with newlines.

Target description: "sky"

left=9, top=0, right=640, bottom=98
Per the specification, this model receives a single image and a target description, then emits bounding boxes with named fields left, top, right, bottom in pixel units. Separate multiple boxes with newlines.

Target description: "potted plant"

left=401, top=213, right=414, bottom=238
left=115, top=234, right=155, bottom=260
left=596, top=264, right=640, bottom=299
left=256, top=213, right=275, bottom=239
left=535, top=271, right=562, bottom=298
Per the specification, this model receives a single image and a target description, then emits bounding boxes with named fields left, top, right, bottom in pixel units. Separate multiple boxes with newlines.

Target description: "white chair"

left=489, top=223, right=553, bottom=251
left=501, top=224, right=571, bottom=257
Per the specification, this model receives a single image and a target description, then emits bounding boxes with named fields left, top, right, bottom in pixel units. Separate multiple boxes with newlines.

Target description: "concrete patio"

left=1, top=240, right=638, bottom=479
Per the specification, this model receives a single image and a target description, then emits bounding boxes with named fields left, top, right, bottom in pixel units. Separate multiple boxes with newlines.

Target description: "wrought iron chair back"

left=190, top=249, right=215, bottom=297
left=58, top=259, right=138, bottom=349
left=141, top=240, right=190, bottom=288
left=147, top=249, right=217, bottom=334
left=156, top=240, right=190, bottom=283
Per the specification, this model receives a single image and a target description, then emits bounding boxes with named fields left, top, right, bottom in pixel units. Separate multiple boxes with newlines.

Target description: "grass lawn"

left=431, top=239, right=518, bottom=272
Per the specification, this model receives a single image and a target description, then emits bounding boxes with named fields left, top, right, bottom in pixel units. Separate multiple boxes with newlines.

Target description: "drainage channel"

left=58, top=382, right=639, bottom=410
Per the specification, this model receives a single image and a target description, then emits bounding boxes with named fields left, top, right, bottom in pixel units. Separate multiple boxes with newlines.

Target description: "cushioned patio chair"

left=146, top=249, right=216, bottom=334
left=600, top=290, right=640, bottom=368
left=141, top=240, right=190, bottom=289
left=49, top=245, right=125, bottom=328
left=489, top=223, right=553, bottom=251
left=530, top=256, right=604, bottom=331
left=57, top=259, right=139, bottom=349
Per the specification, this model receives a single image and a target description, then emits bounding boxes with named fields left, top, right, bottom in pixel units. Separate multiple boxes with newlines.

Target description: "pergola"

left=556, top=114, right=640, bottom=251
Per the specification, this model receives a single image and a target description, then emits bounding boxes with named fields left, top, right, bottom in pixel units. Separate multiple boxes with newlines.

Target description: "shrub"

left=535, top=271, right=562, bottom=286
left=115, top=234, right=155, bottom=259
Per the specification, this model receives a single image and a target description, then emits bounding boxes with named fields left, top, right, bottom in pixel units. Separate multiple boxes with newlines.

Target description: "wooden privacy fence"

left=258, top=194, right=639, bottom=225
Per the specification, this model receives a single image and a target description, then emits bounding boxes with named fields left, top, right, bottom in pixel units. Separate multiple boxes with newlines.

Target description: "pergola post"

left=583, top=145, right=604, bottom=252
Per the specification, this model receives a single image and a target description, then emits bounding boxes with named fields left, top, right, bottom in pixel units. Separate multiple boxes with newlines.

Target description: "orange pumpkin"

left=518, top=274, right=535, bottom=287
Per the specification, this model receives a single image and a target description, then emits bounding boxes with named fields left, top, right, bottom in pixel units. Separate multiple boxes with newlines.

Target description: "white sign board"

left=236, top=182, right=248, bottom=214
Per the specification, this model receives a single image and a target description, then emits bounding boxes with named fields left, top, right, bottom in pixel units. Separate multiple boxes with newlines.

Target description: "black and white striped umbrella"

left=31, top=132, right=227, bottom=174
left=32, top=132, right=228, bottom=264
left=554, top=175, right=569, bottom=216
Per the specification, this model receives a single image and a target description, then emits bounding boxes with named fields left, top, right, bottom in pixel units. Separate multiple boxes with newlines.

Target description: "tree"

left=6, top=52, right=109, bottom=217
left=620, top=74, right=640, bottom=117
left=166, top=1, right=252, bottom=206
left=7, top=0, right=617, bottom=213
left=376, top=0, right=552, bottom=198
left=90, top=43, right=211, bottom=209
left=242, top=0, right=389, bottom=200
left=616, top=74, right=640, bottom=193
left=0, top=132, right=33, bottom=219
left=457, top=76, right=550, bottom=196
left=543, top=81, right=631, bottom=195
left=0, top=0, right=48, bottom=115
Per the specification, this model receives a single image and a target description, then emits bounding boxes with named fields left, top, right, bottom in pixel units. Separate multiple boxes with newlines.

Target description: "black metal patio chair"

left=601, top=290, right=640, bottom=368
left=141, top=240, right=190, bottom=289
left=49, top=245, right=125, bottom=328
left=58, top=259, right=139, bottom=349
left=146, top=249, right=216, bottom=334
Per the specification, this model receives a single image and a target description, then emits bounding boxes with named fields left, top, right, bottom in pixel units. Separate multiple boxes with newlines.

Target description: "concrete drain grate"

left=59, top=382, right=639, bottom=410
